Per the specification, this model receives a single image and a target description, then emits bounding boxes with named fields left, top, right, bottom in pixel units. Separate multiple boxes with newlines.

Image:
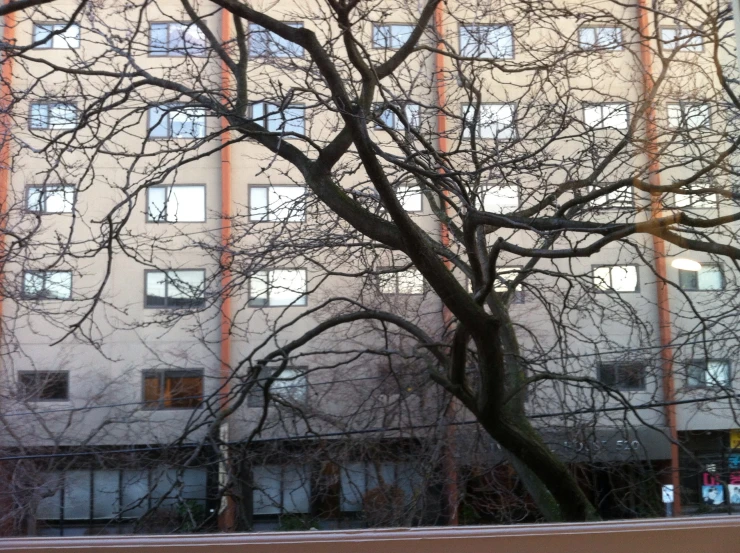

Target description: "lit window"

left=374, top=103, right=421, bottom=131
left=252, top=464, right=311, bottom=515
left=679, top=264, right=724, bottom=290
left=147, top=185, right=205, bottom=222
left=578, top=26, right=622, bottom=50
left=593, top=265, right=638, bottom=292
left=249, top=23, right=304, bottom=57
left=483, top=185, right=519, bottom=213
left=589, top=184, right=633, bottom=208
left=149, top=105, right=206, bottom=139
left=340, top=462, right=422, bottom=512
left=667, top=103, right=710, bottom=129
left=249, top=185, right=305, bottom=222
left=145, top=270, right=205, bottom=308
left=584, top=103, right=629, bottom=130
left=660, top=27, right=703, bottom=52
left=143, top=370, right=203, bottom=409
left=33, top=23, right=80, bottom=49
left=397, top=185, right=422, bottom=212
left=22, top=271, right=72, bottom=300
left=460, top=25, right=514, bottom=58
left=250, top=102, right=305, bottom=135
left=379, top=268, right=424, bottom=294
left=597, top=362, right=646, bottom=390
left=492, top=266, right=525, bottom=303
left=372, top=24, right=415, bottom=49
left=149, top=22, right=206, bottom=56
left=29, top=103, right=78, bottom=130
left=687, top=359, right=730, bottom=387
left=248, top=367, right=308, bottom=408
left=249, top=269, right=307, bottom=307
left=27, top=185, right=74, bottom=213
left=462, top=103, right=515, bottom=139
left=18, top=371, right=69, bottom=401
left=674, top=184, right=717, bottom=209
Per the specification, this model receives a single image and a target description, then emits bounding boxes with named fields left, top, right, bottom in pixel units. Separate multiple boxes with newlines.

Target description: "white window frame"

left=660, top=26, right=703, bottom=52
left=248, top=23, right=304, bottom=58
left=29, top=103, right=78, bottom=130
left=249, top=185, right=306, bottom=222
left=462, top=103, right=515, bottom=139
left=252, top=464, right=311, bottom=515
left=149, top=22, right=207, bottom=57
left=248, top=269, right=308, bottom=307
left=687, top=359, right=730, bottom=387
left=592, top=265, right=639, bottom=292
left=372, top=23, right=415, bottom=49
left=22, top=270, right=72, bottom=300
left=147, top=185, right=206, bottom=223
left=667, top=103, right=710, bottom=129
left=250, top=102, right=306, bottom=135
left=33, top=23, right=80, bottom=49
left=144, top=270, right=206, bottom=308
left=578, top=26, right=623, bottom=50
left=378, top=268, right=424, bottom=295
left=583, top=103, right=629, bottom=130
left=459, top=24, right=514, bottom=59
left=26, top=185, right=75, bottom=214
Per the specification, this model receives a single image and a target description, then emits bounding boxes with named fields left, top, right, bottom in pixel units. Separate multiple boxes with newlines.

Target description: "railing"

left=1, top=516, right=740, bottom=553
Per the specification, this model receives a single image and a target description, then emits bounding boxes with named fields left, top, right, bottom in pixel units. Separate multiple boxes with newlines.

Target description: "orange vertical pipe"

left=637, top=0, right=681, bottom=515
left=433, top=1, right=459, bottom=526
left=218, top=8, right=235, bottom=531
left=0, top=1, right=15, bottom=345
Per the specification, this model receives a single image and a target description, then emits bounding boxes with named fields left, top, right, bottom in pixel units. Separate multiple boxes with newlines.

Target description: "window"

left=147, top=185, right=205, bottom=222
left=249, top=185, right=305, bottom=222
left=397, top=185, right=422, bottom=212
left=18, top=371, right=69, bottom=401
left=687, top=359, right=730, bottom=387
left=379, top=268, right=424, bottom=294
left=249, top=269, right=307, bottom=306
left=462, top=103, right=515, bottom=139
left=27, top=185, right=75, bottom=213
left=494, top=266, right=525, bottom=303
left=483, top=185, right=519, bottom=213
left=372, top=24, right=414, bottom=49
left=460, top=25, right=514, bottom=58
left=593, top=265, right=638, bottom=292
left=589, top=184, right=633, bottom=208
left=33, top=23, right=80, bottom=49
left=660, top=26, right=703, bottom=52
left=23, top=271, right=72, bottom=300
left=29, top=103, right=78, bottom=130
left=578, top=26, right=622, bottom=50
left=145, top=270, right=205, bottom=308
left=149, top=105, right=206, bottom=139
left=374, top=103, right=421, bottom=131
left=674, top=184, right=717, bottom=209
left=143, top=370, right=203, bottom=409
left=248, top=367, right=308, bottom=408
left=679, top=264, right=724, bottom=291
left=250, top=102, right=305, bottom=135
left=597, top=362, right=646, bottom=390
left=252, top=464, right=311, bottom=515
left=584, top=103, right=629, bottom=130
left=667, top=103, right=710, bottom=129
left=249, top=23, right=304, bottom=57
left=149, top=22, right=206, bottom=56
left=340, top=462, right=421, bottom=512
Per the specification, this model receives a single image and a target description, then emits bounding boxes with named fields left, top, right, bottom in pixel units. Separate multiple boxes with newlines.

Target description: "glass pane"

left=661, top=28, right=678, bottom=48
left=484, top=185, right=518, bottom=213
left=45, top=187, right=74, bottom=213
left=168, top=270, right=205, bottom=306
left=49, top=104, right=77, bottom=129
left=397, top=269, right=423, bottom=294
left=169, top=24, right=187, bottom=53
left=269, top=186, right=305, bottom=221
left=249, top=271, right=269, bottom=304
left=36, top=473, right=63, bottom=520
left=30, top=104, right=49, bottom=129
left=272, top=368, right=306, bottom=402
left=23, top=272, right=45, bottom=297
left=340, top=463, right=366, bottom=512
left=149, top=106, right=169, bottom=138
left=397, top=185, right=422, bottom=212
left=183, top=25, right=206, bottom=55
left=167, top=374, right=202, bottom=408
left=165, top=186, right=205, bottom=222
left=389, top=25, right=414, bottom=49
left=603, top=104, right=628, bottom=129
left=121, top=470, right=149, bottom=517
left=150, top=24, right=168, bottom=54
left=679, top=269, right=698, bottom=290
left=579, top=27, right=596, bottom=48
left=151, top=468, right=178, bottom=508
left=685, top=104, right=709, bottom=128
left=252, top=465, right=282, bottom=515
left=171, top=108, right=205, bottom=138
left=378, top=273, right=397, bottom=294
left=667, top=104, right=682, bottom=127
left=282, top=106, right=305, bottom=135
left=64, top=470, right=91, bottom=520
left=282, top=465, right=310, bottom=513
left=93, top=470, right=120, bottom=519
left=249, top=25, right=270, bottom=57
left=405, top=104, right=421, bottom=129
left=33, top=24, right=53, bottom=47
left=27, top=187, right=43, bottom=211
left=251, top=102, right=266, bottom=124
left=143, top=375, right=161, bottom=407
left=180, top=468, right=207, bottom=502
left=270, top=269, right=306, bottom=306
left=698, top=265, right=723, bottom=290
left=687, top=363, right=704, bottom=387
left=146, top=272, right=167, bottom=306
left=250, top=187, right=269, bottom=221
left=46, top=271, right=72, bottom=299
left=597, top=27, right=622, bottom=48
left=147, top=187, right=167, bottom=221
left=58, top=24, right=80, bottom=48
left=372, top=25, right=392, bottom=48
left=610, top=265, right=637, bottom=291
left=593, top=266, right=612, bottom=290
left=707, top=361, right=730, bottom=385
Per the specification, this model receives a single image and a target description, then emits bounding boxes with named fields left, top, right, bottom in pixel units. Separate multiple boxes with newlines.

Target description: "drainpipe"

left=636, top=0, right=681, bottom=515
left=218, top=8, right=236, bottom=532
left=434, top=1, right=460, bottom=526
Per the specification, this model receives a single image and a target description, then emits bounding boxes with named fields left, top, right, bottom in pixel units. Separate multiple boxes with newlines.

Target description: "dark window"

left=19, top=371, right=69, bottom=401
left=247, top=367, right=307, bottom=408
left=143, top=370, right=203, bottom=409
left=145, top=270, right=205, bottom=308
left=597, top=362, right=645, bottom=390
left=687, top=359, right=730, bottom=387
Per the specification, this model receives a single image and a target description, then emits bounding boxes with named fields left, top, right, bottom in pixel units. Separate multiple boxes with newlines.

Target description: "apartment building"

left=0, top=0, right=739, bottom=536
